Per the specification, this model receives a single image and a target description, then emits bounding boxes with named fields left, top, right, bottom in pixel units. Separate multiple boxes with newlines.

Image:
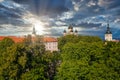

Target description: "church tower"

left=63, top=24, right=78, bottom=36
left=105, top=22, right=112, bottom=41
left=63, top=29, right=66, bottom=36
left=31, top=26, right=37, bottom=44
left=32, top=27, right=36, bottom=37
left=68, top=24, right=73, bottom=34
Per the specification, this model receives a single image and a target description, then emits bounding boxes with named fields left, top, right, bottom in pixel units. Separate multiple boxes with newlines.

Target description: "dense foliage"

left=56, top=35, right=120, bottom=80
left=0, top=37, right=60, bottom=80
left=0, top=35, right=120, bottom=80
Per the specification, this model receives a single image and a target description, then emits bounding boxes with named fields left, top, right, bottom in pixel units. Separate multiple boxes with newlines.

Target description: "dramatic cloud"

left=0, top=0, right=3, bottom=2
left=0, top=0, right=120, bottom=39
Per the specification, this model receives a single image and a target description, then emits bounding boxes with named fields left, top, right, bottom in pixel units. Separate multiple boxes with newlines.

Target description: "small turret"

left=63, top=29, right=66, bottom=36
left=75, top=29, right=78, bottom=35
left=75, top=29, right=78, bottom=33
left=64, top=29, right=66, bottom=33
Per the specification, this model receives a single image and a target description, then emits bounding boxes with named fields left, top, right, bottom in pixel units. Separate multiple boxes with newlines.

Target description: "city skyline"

left=0, top=0, right=120, bottom=39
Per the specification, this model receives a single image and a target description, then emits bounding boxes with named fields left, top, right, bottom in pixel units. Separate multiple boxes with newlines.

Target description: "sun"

left=33, top=20, right=45, bottom=35
left=22, top=12, right=47, bottom=35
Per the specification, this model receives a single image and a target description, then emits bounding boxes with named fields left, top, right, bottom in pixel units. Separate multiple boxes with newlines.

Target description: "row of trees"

left=0, top=35, right=120, bottom=80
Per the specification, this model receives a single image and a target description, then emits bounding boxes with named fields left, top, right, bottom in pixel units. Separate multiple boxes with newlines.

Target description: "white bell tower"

left=105, top=22, right=112, bottom=41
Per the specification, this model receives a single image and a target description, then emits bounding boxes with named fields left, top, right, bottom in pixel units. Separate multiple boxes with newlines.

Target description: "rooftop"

left=43, top=37, right=58, bottom=42
left=0, top=36, right=58, bottom=43
left=0, top=36, right=24, bottom=43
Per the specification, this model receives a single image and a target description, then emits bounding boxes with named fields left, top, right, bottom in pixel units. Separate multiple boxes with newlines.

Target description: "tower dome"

left=75, top=29, right=78, bottom=33
left=68, top=24, right=73, bottom=29
left=70, top=29, right=73, bottom=32
left=106, top=23, right=112, bottom=34
left=63, top=29, right=66, bottom=33
left=63, top=29, right=67, bottom=36
left=63, top=24, right=78, bottom=36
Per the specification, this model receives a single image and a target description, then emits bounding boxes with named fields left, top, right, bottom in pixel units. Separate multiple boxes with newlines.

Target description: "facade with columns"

left=63, top=25, right=78, bottom=36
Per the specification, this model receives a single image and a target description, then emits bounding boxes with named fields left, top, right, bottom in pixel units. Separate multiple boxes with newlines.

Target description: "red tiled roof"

left=43, top=37, right=58, bottom=42
left=0, top=36, right=24, bottom=43
left=112, top=40, right=120, bottom=42
left=0, top=36, right=5, bottom=40
left=0, top=36, right=58, bottom=43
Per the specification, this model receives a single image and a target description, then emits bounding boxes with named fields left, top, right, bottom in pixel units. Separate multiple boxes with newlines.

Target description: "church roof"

left=0, top=36, right=58, bottom=43
left=63, top=29, right=66, bottom=33
left=0, top=36, right=24, bottom=43
left=75, top=29, right=78, bottom=33
left=105, top=23, right=112, bottom=34
left=70, top=29, right=73, bottom=32
left=106, top=27, right=112, bottom=34
left=68, top=25, right=73, bottom=29
left=43, top=37, right=58, bottom=42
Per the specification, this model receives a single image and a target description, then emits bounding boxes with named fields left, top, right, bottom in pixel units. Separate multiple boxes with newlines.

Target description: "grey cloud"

left=0, top=0, right=120, bottom=38
left=13, top=0, right=69, bottom=17
left=75, top=22, right=102, bottom=29
left=98, top=0, right=120, bottom=9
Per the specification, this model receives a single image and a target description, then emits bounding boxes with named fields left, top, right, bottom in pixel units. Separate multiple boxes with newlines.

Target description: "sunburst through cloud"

left=0, top=0, right=120, bottom=39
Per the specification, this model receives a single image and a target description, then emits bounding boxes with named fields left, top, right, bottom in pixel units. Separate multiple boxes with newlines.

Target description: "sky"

left=0, top=0, right=120, bottom=39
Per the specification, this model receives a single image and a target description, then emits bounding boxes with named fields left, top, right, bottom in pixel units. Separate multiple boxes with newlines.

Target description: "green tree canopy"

left=56, top=36, right=120, bottom=80
left=0, top=37, right=15, bottom=52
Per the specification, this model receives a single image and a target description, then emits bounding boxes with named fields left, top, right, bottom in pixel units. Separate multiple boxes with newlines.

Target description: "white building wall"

left=44, top=42, right=58, bottom=52
left=105, top=34, right=112, bottom=41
